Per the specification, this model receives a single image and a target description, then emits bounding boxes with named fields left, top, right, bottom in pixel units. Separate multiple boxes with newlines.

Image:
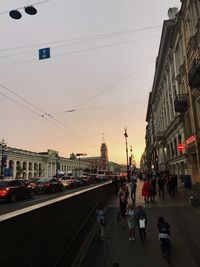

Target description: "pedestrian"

left=113, top=176, right=119, bottom=196
left=96, top=203, right=105, bottom=241
left=142, top=179, right=150, bottom=203
left=173, top=174, right=178, bottom=193
left=158, top=176, right=165, bottom=199
left=168, top=176, right=175, bottom=197
left=126, top=203, right=136, bottom=241
left=157, top=216, right=171, bottom=263
left=130, top=179, right=137, bottom=205
left=149, top=177, right=157, bottom=202
left=136, top=205, right=147, bottom=242
left=118, top=182, right=129, bottom=228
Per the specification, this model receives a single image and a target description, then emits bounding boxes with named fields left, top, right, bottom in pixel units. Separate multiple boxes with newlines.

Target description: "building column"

left=13, top=160, right=17, bottom=179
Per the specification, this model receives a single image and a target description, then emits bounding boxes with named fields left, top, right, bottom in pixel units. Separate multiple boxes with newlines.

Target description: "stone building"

left=144, top=1, right=200, bottom=184
left=0, top=146, right=90, bottom=180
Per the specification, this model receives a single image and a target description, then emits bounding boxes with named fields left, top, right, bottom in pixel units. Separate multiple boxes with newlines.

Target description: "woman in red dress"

left=142, top=180, right=151, bottom=203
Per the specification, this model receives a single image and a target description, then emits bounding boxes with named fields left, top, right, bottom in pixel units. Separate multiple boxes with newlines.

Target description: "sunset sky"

left=0, top=0, right=181, bottom=166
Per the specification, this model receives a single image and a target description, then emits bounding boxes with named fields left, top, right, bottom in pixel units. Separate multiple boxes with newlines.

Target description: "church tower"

left=100, top=134, right=108, bottom=171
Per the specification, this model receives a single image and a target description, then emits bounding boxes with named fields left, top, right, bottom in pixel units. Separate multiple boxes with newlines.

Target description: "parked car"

left=0, top=179, right=34, bottom=202
left=35, top=177, right=63, bottom=194
left=77, top=176, right=91, bottom=186
left=59, top=176, right=72, bottom=189
left=26, top=177, right=41, bottom=191
left=89, top=174, right=100, bottom=183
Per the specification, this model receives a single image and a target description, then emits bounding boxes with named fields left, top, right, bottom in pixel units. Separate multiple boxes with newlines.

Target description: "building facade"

left=144, top=1, right=200, bottom=184
left=0, top=147, right=90, bottom=179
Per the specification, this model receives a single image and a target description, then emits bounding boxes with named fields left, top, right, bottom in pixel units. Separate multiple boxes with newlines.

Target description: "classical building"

left=144, top=1, right=200, bottom=184
left=0, top=146, right=90, bottom=179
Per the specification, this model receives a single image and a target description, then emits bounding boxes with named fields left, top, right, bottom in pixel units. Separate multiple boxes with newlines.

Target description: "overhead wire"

left=0, top=24, right=161, bottom=53
left=73, top=58, right=155, bottom=109
left=0, top=36, right=159, bottom=68
left=0, top=83, right=98, bottom=150
left=0, top=35, right=159, bottom=60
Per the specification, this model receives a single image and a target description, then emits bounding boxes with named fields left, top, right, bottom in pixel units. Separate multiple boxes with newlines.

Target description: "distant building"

left=0, top=147, right=90, bottom=179
left=99, top=140, right=108, bottom=171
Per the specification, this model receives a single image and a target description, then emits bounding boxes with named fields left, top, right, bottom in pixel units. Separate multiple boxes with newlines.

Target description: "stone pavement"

left=80, top=181, right=200, bottom=267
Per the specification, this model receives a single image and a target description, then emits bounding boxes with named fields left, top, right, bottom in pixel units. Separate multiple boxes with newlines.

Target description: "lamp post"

left=56, top=154, right=60, bottom=179
left=0, top=139, right=7, bottom=178
left=124, top=128, right=130, bottom=182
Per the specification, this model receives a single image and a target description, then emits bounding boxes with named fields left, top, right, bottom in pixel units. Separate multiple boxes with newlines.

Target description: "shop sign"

left=186, top=135, right=196, bottom=145
left=177, top=143, right=185, bottom=151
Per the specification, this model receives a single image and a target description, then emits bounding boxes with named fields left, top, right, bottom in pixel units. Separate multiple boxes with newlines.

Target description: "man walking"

left=136, top=205, right=147, bottom=242
left=130, top=179, right=137, bottom=204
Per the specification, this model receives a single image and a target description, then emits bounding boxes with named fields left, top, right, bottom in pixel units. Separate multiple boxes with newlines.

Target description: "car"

left=35, top=177, right=64, bottom=194
left=89, top=174, right=100, bottom=183
left=0, top=179, right=34, bottom=202
left=26, top=177, right=41, bottom=192
left=77, top=176, right=91, bottom=186
left=59, top=176, right=72, bottom=189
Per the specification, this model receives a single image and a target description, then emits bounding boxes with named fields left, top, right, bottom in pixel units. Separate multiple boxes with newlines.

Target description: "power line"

left=0, top=83, right=98, bottom=150
left=0, top=35, right=159, bottom=60
left=0, top=36, right=159, bottom=68
left=58, top=101, right=147, bottom=114
left=74, top=58, right=155, bottom=109
left=0, top=24, right=161, bottom=53
left=0, top=100, right=147, bottom=119
left=0, top=90, right=42, bottom=117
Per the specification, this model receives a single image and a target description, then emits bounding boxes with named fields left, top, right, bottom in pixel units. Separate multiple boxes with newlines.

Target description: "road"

left=0, top=184, right=93, bottom=215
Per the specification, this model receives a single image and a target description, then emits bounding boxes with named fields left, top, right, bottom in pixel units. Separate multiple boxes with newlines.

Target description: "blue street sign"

left=39, top=47, right=50, bottom=60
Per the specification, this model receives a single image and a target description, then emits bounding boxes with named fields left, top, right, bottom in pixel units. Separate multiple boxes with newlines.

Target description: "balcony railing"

left=155, top=131, right=165, bottom=141
left=188, top=59, right=200, bottom=89
left=174, top=94, right=188, bottom=113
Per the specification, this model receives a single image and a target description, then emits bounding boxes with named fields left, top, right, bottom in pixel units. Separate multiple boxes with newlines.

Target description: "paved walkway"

left=80, top=181, right=200, bottom=267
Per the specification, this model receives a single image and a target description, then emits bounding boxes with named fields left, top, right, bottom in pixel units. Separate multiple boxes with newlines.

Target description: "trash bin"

left=184, top=175, right=192, bottom=189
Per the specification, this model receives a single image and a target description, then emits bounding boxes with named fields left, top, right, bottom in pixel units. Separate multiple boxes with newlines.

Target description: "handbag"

left=100, top=219, right=105, bottom=226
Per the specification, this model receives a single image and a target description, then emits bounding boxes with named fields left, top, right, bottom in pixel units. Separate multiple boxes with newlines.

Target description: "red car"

left=0, top=179, right=34, bottom=202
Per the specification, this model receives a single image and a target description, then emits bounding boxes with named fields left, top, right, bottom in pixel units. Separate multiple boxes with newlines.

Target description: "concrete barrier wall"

left=0, top=181, right=113, bottom=267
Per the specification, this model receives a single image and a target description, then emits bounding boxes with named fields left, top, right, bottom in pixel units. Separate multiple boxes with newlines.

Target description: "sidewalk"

left=80, top=181, right=200, bottom=267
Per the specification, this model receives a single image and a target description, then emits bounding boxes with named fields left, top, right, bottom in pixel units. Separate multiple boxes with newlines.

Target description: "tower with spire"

left=99, top=133, right=108, bottom=171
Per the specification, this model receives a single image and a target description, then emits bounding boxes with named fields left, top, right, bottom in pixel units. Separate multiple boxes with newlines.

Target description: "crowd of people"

left=141, top=172, right=178, bottom=203
left=95, top=172, right=174, bottom=264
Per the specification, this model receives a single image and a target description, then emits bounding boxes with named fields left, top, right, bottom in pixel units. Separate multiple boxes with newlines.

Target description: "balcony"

left=174, top=94, right=188, bottom=113
left=188, top=59, right=200, bottom=89
left=155, top=131, right=165, bottom=141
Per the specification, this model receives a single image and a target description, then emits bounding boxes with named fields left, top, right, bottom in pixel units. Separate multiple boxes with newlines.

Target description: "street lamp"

left=0, top=0, right=50, bottom=20
left=0, top=139, right=7, bottom=178
left=9, top=6, right=38, bottom=19
left=124, top=128, right=130, bottom=182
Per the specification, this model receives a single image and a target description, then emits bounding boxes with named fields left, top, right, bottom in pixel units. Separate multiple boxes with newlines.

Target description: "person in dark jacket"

left=136, top=205, right=147, bottom=242
left=157, top=216, right=171, bottom=263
